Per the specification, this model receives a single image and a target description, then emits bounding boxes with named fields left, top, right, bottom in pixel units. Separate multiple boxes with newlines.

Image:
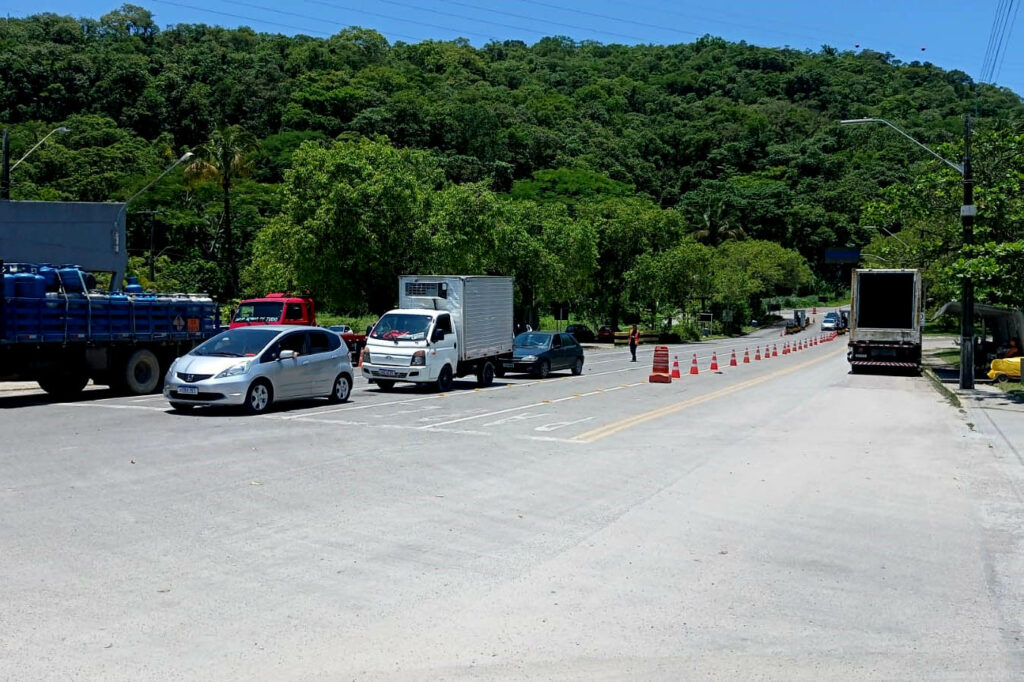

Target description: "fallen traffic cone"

left=743, top=347, right=750, bottom=363
left=772, top=344, right=779, bottom=358
left=671, top=355, right=681, bottom=379
left=754, top=346, right=762, bottom=361
left=729, top=350, right=738, bottom=367
left=710, top=352, right=719, bottom=371
left=690, top=354, right=699, bottom=375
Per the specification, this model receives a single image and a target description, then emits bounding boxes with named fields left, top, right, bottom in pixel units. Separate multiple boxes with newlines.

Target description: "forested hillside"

left=3, top=5, right=1023, bottom=327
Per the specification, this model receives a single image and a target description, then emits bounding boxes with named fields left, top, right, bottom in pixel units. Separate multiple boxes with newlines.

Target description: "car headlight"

left=215, top=361, right=251, bottom=379
left=521, top=355, right=538, bottom=362
left=410, top=350, right=426, bottom=366
left=166, top=359, right=178, bottom=377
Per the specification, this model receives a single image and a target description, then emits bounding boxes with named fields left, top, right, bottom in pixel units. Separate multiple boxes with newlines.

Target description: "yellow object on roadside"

left=987, top=356, right=1022, bottom=383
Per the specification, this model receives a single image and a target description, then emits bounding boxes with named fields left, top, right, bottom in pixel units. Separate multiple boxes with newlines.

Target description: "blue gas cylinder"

left=39, top=266, right=59, bottom=292
left=15, top=272, right=45, bottom=298
left=125, top=276, right=144, bottom=295
left=58, top=267, right=86, bottom=293
left=2, top=273, right=15, bottom=298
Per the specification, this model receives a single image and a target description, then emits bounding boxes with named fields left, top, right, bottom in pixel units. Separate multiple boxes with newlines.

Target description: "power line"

left=994, top=1, right=1021, bottom=83
left=150, top=0, right=331, bottom=35
left=367, top=0, right=646, bottom=42
left=293, top=0, right=502, bottom=41
left=211, top=0, right=419, bottom=41
left=511, top=0, right=699, bottom=38
left=980, top=0, right=1018, bottom=83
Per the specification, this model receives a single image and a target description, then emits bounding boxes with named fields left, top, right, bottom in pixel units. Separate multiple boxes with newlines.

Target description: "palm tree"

left=185, top=125, right=258, bottom=298
left=690, top=198, right=747, bottom=246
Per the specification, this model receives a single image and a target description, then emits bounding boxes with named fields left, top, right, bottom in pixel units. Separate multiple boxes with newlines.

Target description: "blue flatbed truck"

left=1, top=261, right=220, bottom=398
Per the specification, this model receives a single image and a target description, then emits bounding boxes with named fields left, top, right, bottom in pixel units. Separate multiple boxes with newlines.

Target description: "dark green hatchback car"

left=503, top=331, right=585, bottom=378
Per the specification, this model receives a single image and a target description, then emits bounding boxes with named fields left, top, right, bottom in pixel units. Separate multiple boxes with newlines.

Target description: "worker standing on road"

left=629, top=324, right=640, bottom=362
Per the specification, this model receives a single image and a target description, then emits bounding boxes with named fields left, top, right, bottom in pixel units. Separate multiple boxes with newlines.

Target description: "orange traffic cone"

left=710, top=352, right=719, bottom=371
left=772, top=344, right=778, bottom=358
left=729, top=350, right=738, bottom=367
left=671, top=355, right=681, bottom=379
left=812, top=306, right=817, bottom=314
left=743, top=347, right=750, bottom=363
left=690, top=354, right=699, bottom=375
left=754, top=346, right=762, bottom=361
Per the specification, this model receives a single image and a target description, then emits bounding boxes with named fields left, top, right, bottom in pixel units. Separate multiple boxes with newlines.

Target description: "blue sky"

left=4, top=1, right=1022, bottom=96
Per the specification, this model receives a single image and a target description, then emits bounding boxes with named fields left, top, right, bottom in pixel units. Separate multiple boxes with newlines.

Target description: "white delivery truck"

left=848, top=268, right=923, bottom=372
left=360, top=275, right=514, bottom=391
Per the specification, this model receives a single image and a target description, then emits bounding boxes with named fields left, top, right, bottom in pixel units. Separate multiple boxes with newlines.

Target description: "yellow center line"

left=573, top=347, right=845, bottom=443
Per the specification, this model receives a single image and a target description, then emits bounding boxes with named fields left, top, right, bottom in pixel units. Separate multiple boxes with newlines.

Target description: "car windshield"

left=515, top=332, right=551, bottom=349
left=370, top=313, right=432, bottom=341
left=192, top=329, right=280, bottom=357
left=233, top=302, right=283, bottom=323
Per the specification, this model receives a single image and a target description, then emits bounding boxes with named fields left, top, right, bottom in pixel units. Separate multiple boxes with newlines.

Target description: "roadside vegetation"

left=2, top=5, right=1023, bottom=330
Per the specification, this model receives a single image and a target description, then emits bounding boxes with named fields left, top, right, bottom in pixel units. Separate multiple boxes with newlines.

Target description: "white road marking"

left=484, top=412, right=545, bottom=427
left=535, top=416, right=594, bottom=432
left=63, top=403, right=167, bottom=412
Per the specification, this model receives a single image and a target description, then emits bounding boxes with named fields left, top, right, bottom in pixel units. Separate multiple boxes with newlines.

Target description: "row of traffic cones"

left=663, top=331, right=840, bottom=379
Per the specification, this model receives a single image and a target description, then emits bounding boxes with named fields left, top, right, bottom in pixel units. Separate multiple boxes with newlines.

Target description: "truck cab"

left=231, top=293, right=315, bottom=329
left=361, top=308, right=457, bottom=390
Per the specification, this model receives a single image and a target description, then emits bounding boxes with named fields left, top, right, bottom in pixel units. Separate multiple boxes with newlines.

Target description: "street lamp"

left=114, top=151, right=194, bottom=288
left=841, top=116, right=976, bottom=389
left=10, top=126, right=70, bottom=171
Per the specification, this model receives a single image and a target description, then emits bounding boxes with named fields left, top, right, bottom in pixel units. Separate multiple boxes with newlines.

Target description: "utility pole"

left=959, top=116, right=975, bottom=389
left=1, top=129, right=10, bottom=200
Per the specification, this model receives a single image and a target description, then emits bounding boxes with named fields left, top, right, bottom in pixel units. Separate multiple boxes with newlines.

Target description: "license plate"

left=377, top=369, right=398, bottom=377
left=177, top=386, right=198, bottom=395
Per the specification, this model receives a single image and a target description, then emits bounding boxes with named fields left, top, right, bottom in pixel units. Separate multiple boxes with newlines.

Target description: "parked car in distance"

left=565, top=324, right=595, bottom=343
left=821, top=312, right=840, bottom=332
left=163, top=325, right=353, bottom=414
left=328, top=324, right=353, bottom=335
left=597, top=325, right=619, bottom=343
left=503, top=331, right=585, bottom=378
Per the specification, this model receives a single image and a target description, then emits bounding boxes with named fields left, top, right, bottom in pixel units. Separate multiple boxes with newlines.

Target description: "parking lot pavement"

left=9, top=325, right=937, bottom=680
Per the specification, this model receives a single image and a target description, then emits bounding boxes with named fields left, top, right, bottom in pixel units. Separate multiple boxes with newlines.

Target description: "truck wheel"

left=243, top=380, right=273, bottom=415
left=122, top=349, right=161, bottom=395
left=436, top=365, right=454, bottom=392
left=328, top=373, right=352, bottom=403
left=477, top=361, right=495, bottom=388
left=994, top=372, right=1009, bottom=384
left=374, top=380, right=395, bottom=392
left=38, top=371, right=89, bottom=401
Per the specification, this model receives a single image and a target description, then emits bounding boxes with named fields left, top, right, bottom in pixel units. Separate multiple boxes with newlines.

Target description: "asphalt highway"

left=2, top=321, right=1022, bottom=680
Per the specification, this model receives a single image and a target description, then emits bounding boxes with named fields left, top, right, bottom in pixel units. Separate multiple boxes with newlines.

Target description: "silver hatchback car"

left=163, top=326, right=353, bottom=414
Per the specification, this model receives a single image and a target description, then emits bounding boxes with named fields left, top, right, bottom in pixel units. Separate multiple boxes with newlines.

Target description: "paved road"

left=2, top=324, right=1022, bottom=680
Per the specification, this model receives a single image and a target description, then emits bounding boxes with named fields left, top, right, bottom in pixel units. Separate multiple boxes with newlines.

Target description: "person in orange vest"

left=628, top=324, right=640, bottom=362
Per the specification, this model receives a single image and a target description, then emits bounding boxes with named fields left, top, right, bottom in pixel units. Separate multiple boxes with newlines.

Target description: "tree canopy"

left=3, top=6, right=1023, bottom=328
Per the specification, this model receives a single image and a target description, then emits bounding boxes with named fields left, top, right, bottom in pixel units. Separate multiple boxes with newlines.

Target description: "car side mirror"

left=432, top=329, right=446, bottom=342
left=279, top=349, right=297, bottom=360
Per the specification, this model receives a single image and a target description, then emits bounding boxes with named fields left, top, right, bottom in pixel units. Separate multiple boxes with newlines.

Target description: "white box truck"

left=360, top=275, right=514, bottom=391
left=848, top=268, right=923, bottom=372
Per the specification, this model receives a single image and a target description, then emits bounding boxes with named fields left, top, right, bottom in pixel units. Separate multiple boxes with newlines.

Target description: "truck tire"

left=38, top=370, right=89, bottom=401
left=476, top=361, right=495, bottom=388
left=436, top=365, right=454, bottom=392
left=994, top=372, right=1009, bottom=384
left=122, top=349, right=162, bottom=395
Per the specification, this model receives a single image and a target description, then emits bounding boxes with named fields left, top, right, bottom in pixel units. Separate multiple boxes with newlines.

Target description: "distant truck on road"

left=848, top=268, right=923, bottom=372
left=361, top=275, right=514, bottom=391
left=231, top=292, right=366, bottom=358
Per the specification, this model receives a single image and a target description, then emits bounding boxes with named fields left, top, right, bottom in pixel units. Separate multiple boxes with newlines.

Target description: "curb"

left=923, top=368, right=962, bottom=409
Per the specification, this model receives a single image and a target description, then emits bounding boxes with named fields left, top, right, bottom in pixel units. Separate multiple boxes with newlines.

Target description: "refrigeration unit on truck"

left=1, top=261, right=219, bottom=398
left=360, top=275, right=514, bottom=391
left=848, top=268, right=923, bottom=372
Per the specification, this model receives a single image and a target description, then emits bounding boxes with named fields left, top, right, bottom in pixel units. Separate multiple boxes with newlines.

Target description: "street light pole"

left=10, top=126, right=69, bottom=171
left=840, top=115, right=975, bottom=389
left=961, top=116, right=975, bottom=388
left=1, top=129, right=9, bottom=201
